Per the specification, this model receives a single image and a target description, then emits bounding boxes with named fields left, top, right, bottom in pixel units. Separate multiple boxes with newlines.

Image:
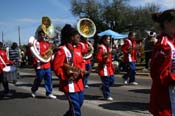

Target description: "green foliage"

left=71, top=0, right=160, bottom=39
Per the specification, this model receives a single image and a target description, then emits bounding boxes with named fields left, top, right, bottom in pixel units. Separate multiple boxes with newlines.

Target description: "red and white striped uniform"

left=150, top=33, right=175, bottom=116
left=79, top=42, right=91, bottom=64
left=96, top=44, right=114, bottom=76
left=53, top=44, right=85, bottom=93
left=0, top=49, right=13, bottom=73
left=32, top=40, right=51, bottom=69
left=121, top=38, right=137, bottom=62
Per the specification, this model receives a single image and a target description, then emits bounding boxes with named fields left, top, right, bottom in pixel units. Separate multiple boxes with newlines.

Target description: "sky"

left=0, top=0, right=175, bottom=45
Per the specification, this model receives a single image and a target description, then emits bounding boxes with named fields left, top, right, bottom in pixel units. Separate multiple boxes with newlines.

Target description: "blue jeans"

left=100, top=75, right=115, bottom=98
left=123, top=62, right=136, bottom=83
left=31, top=68, right=53, bottom=95
left=64, top=91, right=84, bottom=116
left=0, top=73, right=9, bottom=93
left=84, top=64, right=91, bottom=86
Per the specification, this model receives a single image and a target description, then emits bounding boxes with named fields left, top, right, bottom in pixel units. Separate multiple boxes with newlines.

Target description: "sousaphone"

left=77, top=18, right=96, bottom=59
left=28, top=16, right=56, bottom=63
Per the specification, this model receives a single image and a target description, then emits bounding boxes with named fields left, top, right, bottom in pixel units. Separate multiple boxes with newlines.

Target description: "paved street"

left=0, top=67, right=152, bottom=116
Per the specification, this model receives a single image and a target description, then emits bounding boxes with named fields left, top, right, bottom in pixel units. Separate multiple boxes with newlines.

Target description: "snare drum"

left=3, top=66, right=17, bottom=83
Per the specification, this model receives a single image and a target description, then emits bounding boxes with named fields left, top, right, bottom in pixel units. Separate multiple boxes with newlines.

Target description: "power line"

left=2, top=32, right=3, bottom=43
left=18, top=26, right=21, bottom=47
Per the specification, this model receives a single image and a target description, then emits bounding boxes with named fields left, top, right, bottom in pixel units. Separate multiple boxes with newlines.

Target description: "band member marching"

left=30, top=16, right=56, bottom=99
left=150, top=9, right=175, bottom=116
left=77, top=18, right=95, bottom=89
left=121, top=32, right=138, bottom=85
left=53, top=24, right=86, bottom=116
left=0, top=42, right=13, bottom=97
left=96, top=35, right=115, bottom=101
left=79, top=36, right=92, bottom=88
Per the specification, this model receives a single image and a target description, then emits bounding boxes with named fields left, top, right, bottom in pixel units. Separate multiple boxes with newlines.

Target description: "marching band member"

left=150, top=9, right=175, bottom=116
left=121, top=32, right=138, bottom=85
left=79, top=36, right=92, bottom=88
left=53, top=24, right=85, bottom=116
left=96, top=35, right=115, bottom=101
left=0, top=42, right=13, bottom=97
left=30, top=29, right=56, bottom=99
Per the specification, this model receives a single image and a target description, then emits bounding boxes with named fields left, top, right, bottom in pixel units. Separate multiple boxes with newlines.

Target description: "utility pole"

left=18, top=26, right=21, bottom=47
left=1, top=32, right=3, bottom=43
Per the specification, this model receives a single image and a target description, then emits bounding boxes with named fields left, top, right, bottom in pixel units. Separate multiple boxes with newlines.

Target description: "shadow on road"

left=57, top=94, right=103, bottom=101
left=84, top=94, right=102, bottom=100
left=128, top=89, right=150, bottom=94
left=0, top=90, right=59, bottom=100
left=99, top=102, right=149, bottom=111
left=0, top=90, right=32, bottom=100
left=15, top=83, right=59, bottom=89
left=20, top=75, right=36, bottom=78
left=15, top=83, right=33, bottom=87
left=88, top=83, right=124, bottom=87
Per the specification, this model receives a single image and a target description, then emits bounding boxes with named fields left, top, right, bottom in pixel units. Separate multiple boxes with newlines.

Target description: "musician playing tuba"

left=79, top=36, right=93, bottom=88
left=30, top=16, right=57, bottom=99
left=53, top=24, right=86, bottom=116
left=77, top=18, right=96, bottom=88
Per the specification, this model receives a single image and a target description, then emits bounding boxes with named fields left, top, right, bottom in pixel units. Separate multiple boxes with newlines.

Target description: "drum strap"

left=0, top=56, right=6, bottom=66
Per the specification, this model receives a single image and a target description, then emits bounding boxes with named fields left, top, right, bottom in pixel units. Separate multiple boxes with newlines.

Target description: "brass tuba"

left=35, top=16, right=56, bottom=39
left=28, top=16, right=55, bottom=63
left=77, top=18, right=96, bottom=59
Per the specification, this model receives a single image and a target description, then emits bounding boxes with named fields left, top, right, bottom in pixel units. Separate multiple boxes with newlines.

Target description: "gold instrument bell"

left=36, top=16, right=55, bottom=39
left=29, top=16, right=55, bottom=63
left=77, top=18, right=96, bottom=59
left=77, top=18, right=96, bottom=38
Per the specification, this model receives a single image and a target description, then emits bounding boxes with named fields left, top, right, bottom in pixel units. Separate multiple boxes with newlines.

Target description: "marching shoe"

left=107, top=97, right=114, bottom=101
left=31, top=92, right=36, bottom=98
left=123, top=80, right=128, bottom=85
left=129, top=82, right=138, bottom=85
left=47, top=94, right=57, bottom=99
left=84, top=85, right=89, bottom=88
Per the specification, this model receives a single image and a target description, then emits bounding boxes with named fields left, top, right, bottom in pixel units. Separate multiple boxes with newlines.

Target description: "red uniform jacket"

left=32, top=40, right=51, bottom=69
left=121, top=38, right=137, bottom=62
left=0, top=49, right=13, bottom=74
left=96, top=44, right=114, bottom=76
left=150, top=33, right=175, bottom=116
left=79, top=42, right=91, bottom=64
left=53, top=44, right=85, bottom=93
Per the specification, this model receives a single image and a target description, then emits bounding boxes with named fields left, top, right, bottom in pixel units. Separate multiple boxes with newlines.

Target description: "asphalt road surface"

left=0, top=67, right=152, bottom=116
